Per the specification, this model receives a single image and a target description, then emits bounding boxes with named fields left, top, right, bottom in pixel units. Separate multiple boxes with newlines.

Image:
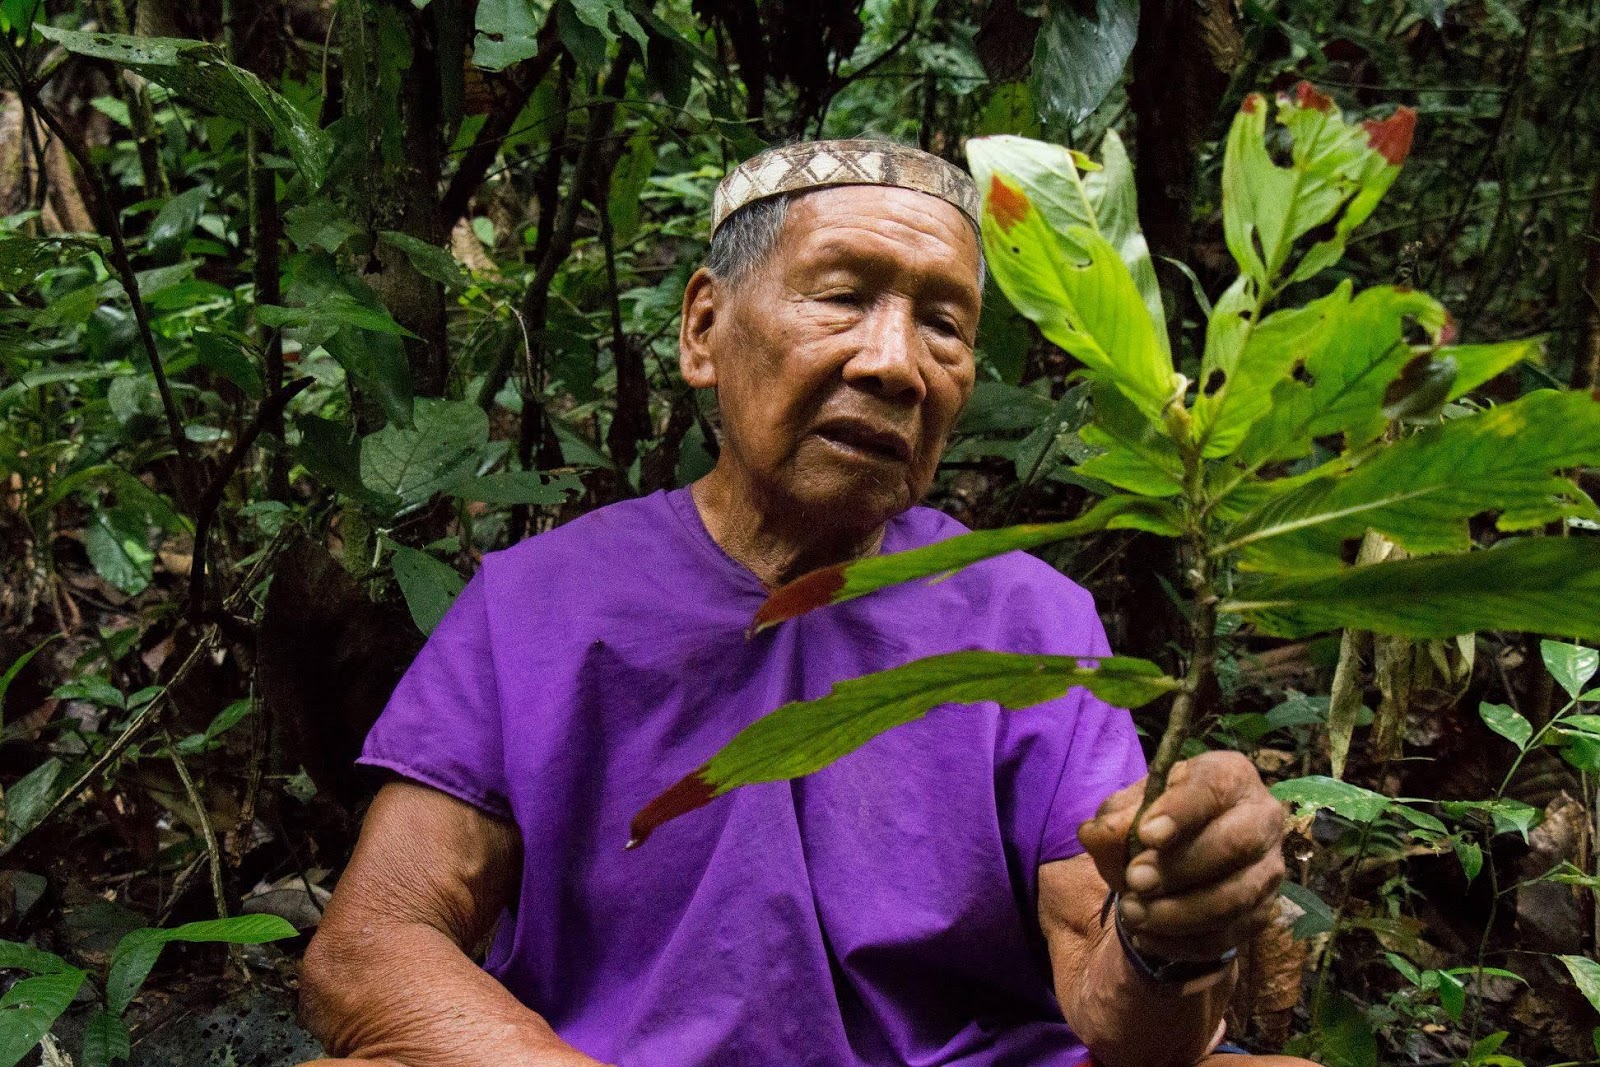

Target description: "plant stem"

left=1129, top=411, right=1218, bottom=845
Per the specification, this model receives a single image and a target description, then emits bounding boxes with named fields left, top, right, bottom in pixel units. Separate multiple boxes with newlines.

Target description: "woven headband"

left=711, top=140, right=981, bottom=236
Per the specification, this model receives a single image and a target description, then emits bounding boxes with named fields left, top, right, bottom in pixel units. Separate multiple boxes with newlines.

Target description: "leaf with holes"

left=967, top=136, right=1179, bottom=424
left=1222, top=84, right=1414, bottom=289
left=628, top=652, right=1178, bottom=846
left=1272, top=775, right=1391, bottom=823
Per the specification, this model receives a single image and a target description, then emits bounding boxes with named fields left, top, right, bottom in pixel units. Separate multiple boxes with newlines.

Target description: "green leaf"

left=1222, top=85, right=1413, bottom=288
left=1566, top=955, right=1600, bottom=1015
left=80, top=1010, right=131, bottom=1067
left=84, top=505, right=156, bottom=596
left=0, top=235, right=99, bottom=292
left=0, top=967, right=87, bottom=1067
left=378, top=230, right=470, bottom=292
left=1385, top=951, right=1422, bottom=985
left=1435, top=969, right=1466, bottom=1021
left=1317, top=990, right=1378, bottom=1067
left=191, top=330, right=264, bottom=399
left=1, top=758, right=62, bottom=855
left=1222, top=389, right=1600, bottom=569
left=567, top=0, right=648, bottom=53
left=106, top=916, right=297, bottom=1016
left=0, top=941, right=73, bottom=976
left=1281, top=882, right=1335, bottom=939
left=1224, top=537, right=1600, bottom=641
left=1441, top=798, right=1541, bottom=840
left=967, top=135, right=1179, bottom=423
left=146, top=184, right=208, bottom=256
left=35, top=27, right=330, bottom=186
left=1030, top=0, right=1138, bottom=127
left=391, top=546, right=467, bottom=636
left=448, top=470, right=582, bottom=505
left=752, top=495, right=1180, bottom=632
left=629, top=652, right=1179, bottom=846
left=1272, top=775, right=1391, bottom=823
left=359, top=399, right=489, bottom=510
left=1455, top=838, right=1483, bottom=882
left=0, top=636, right=56, bottom=724
left=1478, top=702, right=1532, bottom=750
left=474, top=0, right=552, bottom=71
left=1233, top=284, right=1448, bottom=464
left=1542, top=640, right=1599, bottom=701
left=284, top=199, right=363, bottom=253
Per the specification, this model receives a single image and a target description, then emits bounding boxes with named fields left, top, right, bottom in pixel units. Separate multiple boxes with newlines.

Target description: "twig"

left=167, top=735, right=228, bottom=921
left=32, top=633, right=215, bottom=833
left=186, top=377, right=313, bottom=627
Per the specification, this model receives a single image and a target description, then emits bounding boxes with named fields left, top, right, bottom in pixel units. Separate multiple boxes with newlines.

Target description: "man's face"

left=682, top=185, right=982, bottom=529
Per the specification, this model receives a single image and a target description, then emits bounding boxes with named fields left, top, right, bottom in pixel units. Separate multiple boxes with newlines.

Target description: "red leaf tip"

left=1362, top=106, right=1417, bottom=166
left=750, top=563, right=847, bottom=635
left=1294, top=81, right=1335, bottom=112
left=1242, top=93, right=1263, bottom=114
left=987, top=174, right=1030, bottom=232
left=627, top=769, right=718, bottom=849
left=1439, top=312, right=1458, bottom=346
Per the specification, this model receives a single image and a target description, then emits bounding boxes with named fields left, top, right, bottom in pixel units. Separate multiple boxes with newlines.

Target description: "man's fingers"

left=1135, top=752, right=1260, bottom=851
left=1125, top=797, right=1285, bottom=897
left=1121, top=854, right=1285, bottom=939
left=1077, top=776, right=1149, bottom=889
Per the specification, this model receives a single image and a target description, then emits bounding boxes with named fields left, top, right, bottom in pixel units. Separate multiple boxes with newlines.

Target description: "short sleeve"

left=993, top=575, right=1147, bottom=870
left=357, top=569, right=511, bottom=819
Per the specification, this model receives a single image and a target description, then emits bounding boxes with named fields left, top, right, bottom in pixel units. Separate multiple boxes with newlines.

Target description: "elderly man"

left=299, top=141, right=1304, bottom=1067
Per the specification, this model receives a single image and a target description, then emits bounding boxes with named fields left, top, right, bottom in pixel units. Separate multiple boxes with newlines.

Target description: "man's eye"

left=929, top=317, right=962, bottom=338
left=821, top=291, right=862, bottom=307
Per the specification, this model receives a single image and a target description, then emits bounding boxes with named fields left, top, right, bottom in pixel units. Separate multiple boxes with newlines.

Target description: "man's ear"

left=679, top=267, right=719, bottom=389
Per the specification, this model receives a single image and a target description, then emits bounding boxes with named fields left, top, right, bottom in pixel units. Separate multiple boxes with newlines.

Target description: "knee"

left=1200, top=1056, right=1320, bottom=1067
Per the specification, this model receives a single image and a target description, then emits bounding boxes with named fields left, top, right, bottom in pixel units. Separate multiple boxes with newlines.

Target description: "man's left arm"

left=1038, top=752, right=1287, bottom=1067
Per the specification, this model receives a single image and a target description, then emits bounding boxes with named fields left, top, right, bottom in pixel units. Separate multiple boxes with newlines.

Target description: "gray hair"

left=704, top=191, right=987, bottom=291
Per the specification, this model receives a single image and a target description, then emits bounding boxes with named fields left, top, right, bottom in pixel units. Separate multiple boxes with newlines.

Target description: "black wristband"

left=1112, top=893, right=1238, bottom=987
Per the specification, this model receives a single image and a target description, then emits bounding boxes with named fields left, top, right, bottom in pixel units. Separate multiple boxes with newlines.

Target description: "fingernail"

left=1139, top=815, right=1177, bottom=848
left=1120, top=897, right=1147, bottom=926
left=1126, top=863, right=1160, bottom=893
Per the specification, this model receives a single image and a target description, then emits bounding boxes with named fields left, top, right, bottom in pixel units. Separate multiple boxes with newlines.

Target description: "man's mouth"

left=812, top=418, right=914, bottom=464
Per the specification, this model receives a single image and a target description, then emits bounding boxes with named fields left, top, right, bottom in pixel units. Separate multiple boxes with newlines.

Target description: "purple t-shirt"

left=360, top=487, right=1145, bottom=1067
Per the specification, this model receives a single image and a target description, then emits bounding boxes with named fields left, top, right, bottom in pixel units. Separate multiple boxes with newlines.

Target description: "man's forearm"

left=301, top=920, right=608, bottom=1067
left=1059, top=913, right=1236, bottom=1067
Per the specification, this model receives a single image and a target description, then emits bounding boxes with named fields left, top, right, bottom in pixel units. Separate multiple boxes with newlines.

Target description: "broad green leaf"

left=1440, top=798, right=1541, bottom=840
left=1030, top=0, right=1137, bottom=127
left=379, top=230, right=471, bottom=292
left=81, top=1010, right=131, bottom=1067
left=1, top=758, right=62, bottom=855
left=391, top=546, right=467, bottom=636
left=1317, top=990, right=1379, bottom=1067
left=474, top=0, right=553, bottom=71
left=568, top=0, right=648, bottom=53
left=1222, top=85, right=1413, bottom=288
left=1272, top=775, right=1390, bottom=823
left=1560, top=954, right=1600, bottom=1015
left=0, top=968, right=87, bottom=1067
left=0, top=941, right=72, bottom=976
left=448, top=471, right=582, bottom=505
left=752, top=495, right=1181, bottom=632
left=1478, top=702, right=1532, bottom=750
left=1233, top=284, right=1448, bottom=464
left=629, top=652, right=1179, bottom=845
left=0, top=235, right=103, bottom=293
left=84, top=505, right=156, bottom=596
left=106, top=916, right=297, bottom=1015
left=1435, top=969, right=1466, bottom=1021
left=284, top=199, right=363, bottom=253
left=359, top=399, right=489, bottom=510
left=1224, top=537, right=1600, bottom=641
left=36, top=27, right=330, bottom=186
left=967, top=136, right=1179, bottom=423
left=1455, top=838, right=1483, bottom=883
left=146, top=184, right=208, bottom=256
left=1542, top=640, right=1599, bottom=701
left=1222, top=390, right=1600, bottom=569
left=1078, top=380, right=1184, bottom=492
left=1444, top=339, right=1540, bottom=401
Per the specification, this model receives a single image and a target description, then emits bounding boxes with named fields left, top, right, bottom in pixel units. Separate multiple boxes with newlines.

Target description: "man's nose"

left=842, top=305, right=926, bottom=404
